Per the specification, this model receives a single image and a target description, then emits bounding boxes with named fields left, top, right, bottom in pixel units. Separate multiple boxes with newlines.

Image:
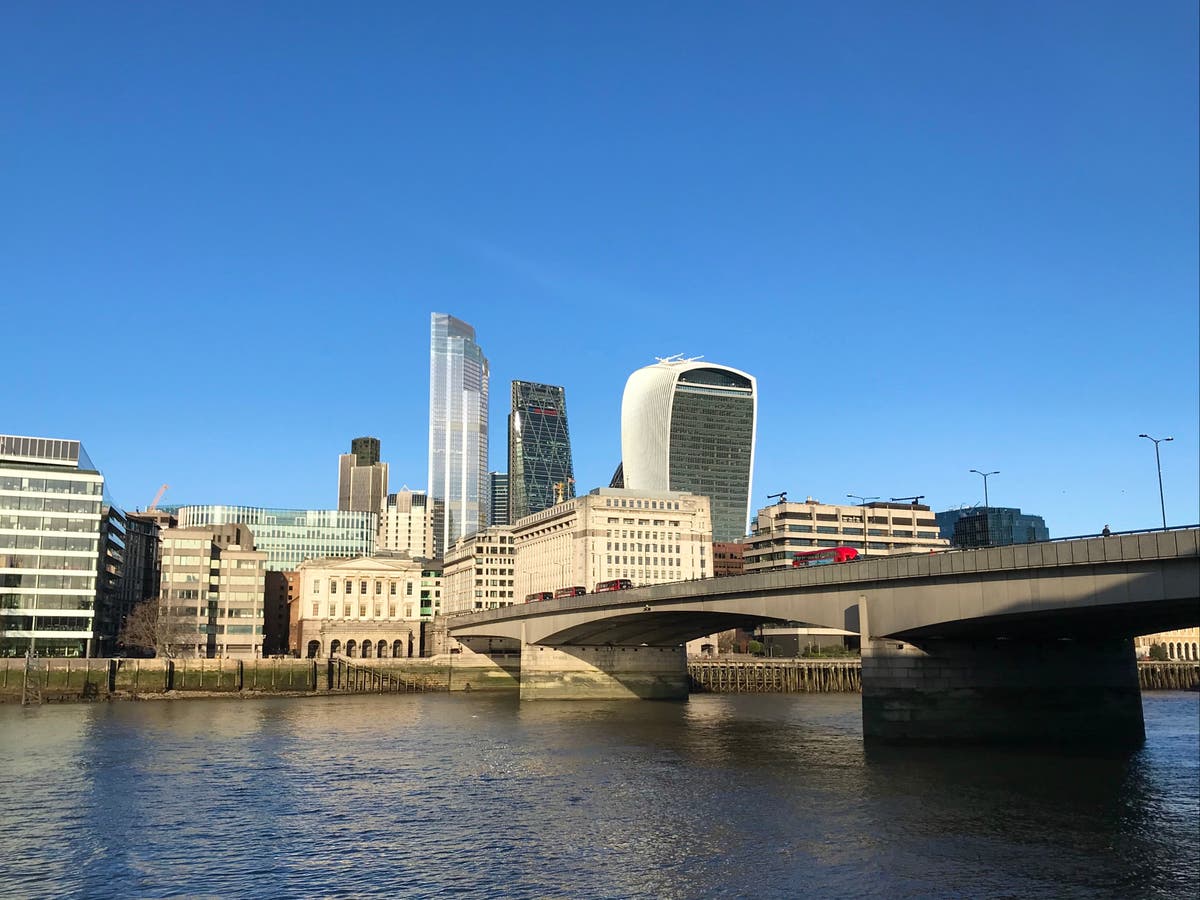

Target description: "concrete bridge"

left=449, top=528, right=1200, bottom=746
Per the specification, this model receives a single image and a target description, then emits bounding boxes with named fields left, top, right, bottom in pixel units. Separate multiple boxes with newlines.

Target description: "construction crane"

left=890, top=495, right=925, bottom=506
left=148, top=484, right=170, bottom=512
left=767, top=491, right=788, bottom=505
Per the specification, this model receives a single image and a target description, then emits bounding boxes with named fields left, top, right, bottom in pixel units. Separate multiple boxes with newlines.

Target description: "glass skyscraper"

left=428, top=313, right=489, bottom=558
left=935, top=507, right=1049, bottom=548
left=508, top=381, right=575, bottom=522
left=621, top=357, right=757, bottom=542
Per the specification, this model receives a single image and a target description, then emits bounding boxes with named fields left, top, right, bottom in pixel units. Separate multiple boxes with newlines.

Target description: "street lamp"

left=969, top=470, right=999, bottom=510
left=1138, top=434, right=1173, bottom=529
left=846, top=495, right=878, bottom=556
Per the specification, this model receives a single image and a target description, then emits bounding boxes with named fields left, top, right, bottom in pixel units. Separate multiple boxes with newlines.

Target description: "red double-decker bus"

left=594, top=578, right=633, bottom=592
left=553, top=586, right=587, bottom=599
left=793, top=547, right=859, bottom=568
left=525, top=592, right=553, bottom=603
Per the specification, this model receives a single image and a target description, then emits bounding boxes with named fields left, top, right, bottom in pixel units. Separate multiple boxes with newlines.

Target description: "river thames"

left=1, top=691, right=1196, bottom=899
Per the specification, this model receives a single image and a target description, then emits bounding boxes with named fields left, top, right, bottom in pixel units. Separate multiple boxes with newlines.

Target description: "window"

left=312, top=603, right=319, bottom=616
left=406, top=582, right=413, bottom=596
left=360, top=581, right=367, bottom=594
left=344, top=580, right=352, bottom=594
left=375, top=580, right=382, bottom=594
left=313, top=580, right=320, bottom=594
left=330, top=579, right=338, bottom=594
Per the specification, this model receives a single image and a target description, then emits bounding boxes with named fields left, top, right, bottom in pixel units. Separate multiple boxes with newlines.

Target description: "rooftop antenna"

left=767, top=491, right=788, bottom=505
left=890, top=495, right=925, bottom=506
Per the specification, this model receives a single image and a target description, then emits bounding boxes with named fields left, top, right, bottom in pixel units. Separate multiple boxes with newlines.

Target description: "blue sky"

left=4, top=1, right=1197, bottom=537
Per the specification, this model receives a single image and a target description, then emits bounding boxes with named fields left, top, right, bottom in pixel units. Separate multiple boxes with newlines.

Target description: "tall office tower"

left=0, top=435, right=107, bottom=657
left=379, top=489, right=434, bottom=559
left=508, top=381, right=575, bottom=522
left=490, top=472, right=509, bottom=526
left=621, top=356, right=757, bottom=543
left=428, top=313, right=489, bottom=558
left=338, top=437, right=388, bottom=515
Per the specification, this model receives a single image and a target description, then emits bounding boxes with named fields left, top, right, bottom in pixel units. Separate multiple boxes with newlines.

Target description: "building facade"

left=442, top=526, right=516, bottom=613
left=338, top=437, right=389, bottom=516
left=176, top=506, right=375, bottom=571
left=935, top=507, right=1050, bottom=548
left=512, top=487, right=713, bottom=602
left=379, top=489, right=433, bottom=559
left=158, top=523, right=266, bottom=659
left=1135, top=627, right=1200, bottom=661
left=621, top=357, right=756, bottom=542
left=743, top=499, right=949, bottom=573
left=428, top=312, right=489, bottom=557
left=0, top=435, right=107, bottom=657
left=292, top=555, right=427, bottom=659
left=712, top=541, right=745, bottom=577
left=490, top=472, right=509, bottom=526
left=508, top=381, right=575, bottom=523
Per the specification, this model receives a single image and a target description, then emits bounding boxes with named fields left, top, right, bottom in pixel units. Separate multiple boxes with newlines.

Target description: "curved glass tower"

left=620, top=358, right=756, bottom=541
left=428, top=313, right=489, bottom=558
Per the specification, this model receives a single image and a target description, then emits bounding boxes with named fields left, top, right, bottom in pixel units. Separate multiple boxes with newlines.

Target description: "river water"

left=0, top=691, right=1196, bottom=899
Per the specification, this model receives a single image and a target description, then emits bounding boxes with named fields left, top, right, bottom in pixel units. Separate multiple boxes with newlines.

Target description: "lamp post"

left=847, top=494, right=878, bottom=556
left=969, top=470, right=999, bottom=510
left=1138, top=434, right=1173, bottom=529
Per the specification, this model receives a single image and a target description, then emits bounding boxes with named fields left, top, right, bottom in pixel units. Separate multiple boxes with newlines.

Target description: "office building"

left=176, top=505, right=375, bottom=571
left=0, top=435, right=106, bottom=657
left=621, top=356, right=756, bottom=542
left=442, top=526, right=515, bottom=613
left=292, top=555, right=426, bottom=659
left=94, top=503, right=127, bottom=656
left=743, top=499, right=949, bottom=573
left=158, top=522, right=267, bottom=659
left=338, top=437, right=388, bottom=516
left=512, top=487, right=713, bottom=602
left=428, top=312, right=489, bottom=557
left=935, top=507, right=1049, bottom=548
left=712, top=542, right=745, bottom=577
left=379, top=489, right=433, bottom=559
left=508, top=381, right=575, bottom=522
left=490, top=472, right=509, bottom=526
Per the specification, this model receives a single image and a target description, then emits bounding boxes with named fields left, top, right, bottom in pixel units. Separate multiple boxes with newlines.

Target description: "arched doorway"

left=346, top=640, right=358, bottom=657
left=330, top=639, right=342, bottom=656
left=392, top=639, right=404, bottom=658
left=361, top=640, right=373, bottom=658
left=377, top=640, right=388, bottom=658
left=306, top=640, right=321, bottom=658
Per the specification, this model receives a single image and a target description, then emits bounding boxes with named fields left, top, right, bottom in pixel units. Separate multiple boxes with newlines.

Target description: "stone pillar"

left=519, top=644, right=689, bottom=701
left=861, top=636, right=1146, bottom=747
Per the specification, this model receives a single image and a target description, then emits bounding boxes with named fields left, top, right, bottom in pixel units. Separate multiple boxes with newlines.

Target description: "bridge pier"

left=519, top=644, right=689, bottom=701
left=861, top=636, right=1146, bottom=747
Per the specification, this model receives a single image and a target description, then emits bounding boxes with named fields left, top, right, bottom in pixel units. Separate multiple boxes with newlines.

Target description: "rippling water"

left=0, top=692, right=1196, bottom=898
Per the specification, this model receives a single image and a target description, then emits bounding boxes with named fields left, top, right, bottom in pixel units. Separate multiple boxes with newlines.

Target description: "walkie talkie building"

left=620, top=357, right=757, bottom=542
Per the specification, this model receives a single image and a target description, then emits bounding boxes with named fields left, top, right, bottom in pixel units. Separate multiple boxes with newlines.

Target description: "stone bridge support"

left=861, top=636, right=1145, bottom=747
left=519, top=644, right=689, bottom=700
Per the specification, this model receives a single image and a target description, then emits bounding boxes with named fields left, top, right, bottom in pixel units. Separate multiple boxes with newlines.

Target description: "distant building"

left=442, top=526, right=515, bottom=613
left=508, top=381, right=575, bottom=522
left=1135, top=627, right=1199, bottom=661
left=743, top=499, right=949, bottom=573
left=94, top=504, right=128, bottom=657
left=176, top=505, right=375, bottom=571
left=338, top=437, right=388, bottom=516
left=490, top=472, right=510, bottom=526
left=712, top=541, right=745, bottom=577
left=122, top=511, right=165, bottom=627
left=419, top=565, right=443, bottom=622
left=512, top=487, right=713, bottom=601
left=263, top=570, right=300, bottom=656
left=935, top=507, right=1049, bottom=548
left=428, top=313, right=489, bottom=557
left=379, top=489, right=433, bottom=559
left=158, top=523, right=266, bottom=659
left=0, top=434, right=107, bottom=657
left=292, top=555, right=426, bottom=658
left=621, top=357, right=756, bottom=542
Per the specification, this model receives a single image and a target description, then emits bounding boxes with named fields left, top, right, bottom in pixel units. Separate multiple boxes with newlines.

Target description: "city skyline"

left=3, top=4, right=1197, bottom=539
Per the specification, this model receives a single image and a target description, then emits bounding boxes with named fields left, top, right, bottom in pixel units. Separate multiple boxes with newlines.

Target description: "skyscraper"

left=428, top=313, right=489, bottom=558
left=620, top=356, right=757, bottom=542
left=508, top=381, right=575, bottom=521
left=338, top=436, right=388, bottom=515
left=489, top=472, right=509, bottom=526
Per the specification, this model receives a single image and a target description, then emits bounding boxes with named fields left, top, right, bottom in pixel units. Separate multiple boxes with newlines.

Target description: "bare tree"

left=118, top=601, right=194, bottom=658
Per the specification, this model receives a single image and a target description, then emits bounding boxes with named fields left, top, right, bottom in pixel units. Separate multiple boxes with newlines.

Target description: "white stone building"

left=442, top=526, right=515, bottom=614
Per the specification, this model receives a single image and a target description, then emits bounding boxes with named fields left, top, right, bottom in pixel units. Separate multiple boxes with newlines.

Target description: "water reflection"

left=0, top=692, right=1195, bottom=898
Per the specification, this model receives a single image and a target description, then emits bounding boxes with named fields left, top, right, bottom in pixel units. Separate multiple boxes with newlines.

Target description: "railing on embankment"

left=687, top=659, right=1200, bottom=694
left=0, top=656, right=443, bottom=703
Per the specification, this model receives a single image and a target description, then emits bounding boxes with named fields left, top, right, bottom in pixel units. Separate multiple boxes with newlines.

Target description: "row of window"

left=604, top=499, right=682, bottom=510
left=0, top=515, right=99, bottom=533
left=0, top=496, right=101, bottom=514
left=0, top=593, right=94, bottom=610
left=0, top=574, right=94, bottom=590
left=0, top=476, right=102, bottom=495
left=0, top=553, right=98, bottom=571
left=317, top=578, right=416, bottom=597
left=0, top=535, right=98, bottom=552
left=310, top=603, right=418, bottom=619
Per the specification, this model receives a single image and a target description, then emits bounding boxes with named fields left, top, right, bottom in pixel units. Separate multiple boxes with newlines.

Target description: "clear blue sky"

left=4, top=1, right=1197, bottom=537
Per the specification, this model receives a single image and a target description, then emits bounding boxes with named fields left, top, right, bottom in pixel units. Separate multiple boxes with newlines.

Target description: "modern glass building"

left=621, top=357, right=757, bottom=542
left=935, top=507, right=1049, bottom=548
left=489, top=472, right=509, bottom=526
left=508, top=381, right=575, bottom=522
left=0, top=435, right=106, bottom=657
left=428, top=313, right=489, bottom=557
left=175, top=506, right=376, bottom=572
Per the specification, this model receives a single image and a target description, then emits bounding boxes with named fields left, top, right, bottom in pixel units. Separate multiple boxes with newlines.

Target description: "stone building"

left=1135, top=627, right=1199, bottom=661
left=292, top=555, right=426, bottom=659
left=442, top=526, right=515, bottom=614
